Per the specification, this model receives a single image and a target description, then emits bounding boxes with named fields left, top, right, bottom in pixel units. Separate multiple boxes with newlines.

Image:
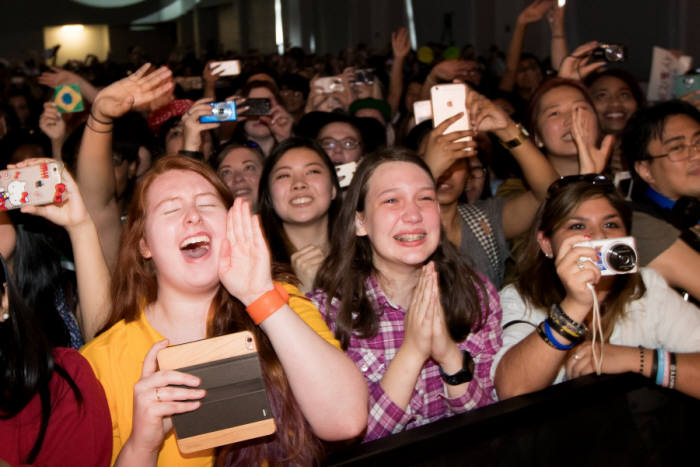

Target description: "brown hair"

left=315, top=147, right=487, bottom=349
left=513, top=181, right=645, bottom=340
left=526, top=77, right=600, bottom=148
left=106, top=155, right=323, bottom=465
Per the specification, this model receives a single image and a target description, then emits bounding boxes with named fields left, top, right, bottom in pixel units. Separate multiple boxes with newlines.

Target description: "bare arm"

left=499, top=0, right=552, bottom=93
left=14, top=159, right=111, bottom=340
left=388, top=27, right=411, bottom=118
left=548, top=3, right=569, bottom=70
left=648, top=238, right=700, bottom=302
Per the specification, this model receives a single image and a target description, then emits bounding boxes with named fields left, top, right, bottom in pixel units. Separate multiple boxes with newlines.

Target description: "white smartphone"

left=335, top=161, right=358, bottom=188
left=210, top=60, right=241, bottom=76
left=413, top=100, right=433, bottom=125
left=430, top=83, right=471, bottom=141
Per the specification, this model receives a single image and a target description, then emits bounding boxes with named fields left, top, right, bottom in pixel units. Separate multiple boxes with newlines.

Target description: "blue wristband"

left=655, top=348, right=665, bottom=385
left=543, top=320, right=576, bottom=350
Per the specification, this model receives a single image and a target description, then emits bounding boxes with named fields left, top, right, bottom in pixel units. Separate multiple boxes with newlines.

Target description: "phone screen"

left=239, top=98, right=271, bottom=116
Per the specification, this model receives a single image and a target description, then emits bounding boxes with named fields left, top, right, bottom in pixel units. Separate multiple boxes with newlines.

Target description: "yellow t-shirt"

left=81, top=283, right=340, bottom=467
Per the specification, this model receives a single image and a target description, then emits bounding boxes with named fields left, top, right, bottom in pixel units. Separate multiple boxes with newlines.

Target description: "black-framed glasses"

left=547, top=174, right=614, bottom=197
left=646, top=141, right=700, bottom=163
left=319, top=137, right=360, bottom=151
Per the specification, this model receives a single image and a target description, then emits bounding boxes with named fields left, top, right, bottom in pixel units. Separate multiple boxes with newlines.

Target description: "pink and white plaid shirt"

left=308, top=275, right=502, bottom=442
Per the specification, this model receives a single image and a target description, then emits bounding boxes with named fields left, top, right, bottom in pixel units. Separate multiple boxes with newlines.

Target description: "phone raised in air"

left=209, top=60, right=241, bottom=77
left=239, top=98, right=272, bottom=117
left=0, top=161, right=64, bottom=210
left=430, top=83, right=471, bottom=141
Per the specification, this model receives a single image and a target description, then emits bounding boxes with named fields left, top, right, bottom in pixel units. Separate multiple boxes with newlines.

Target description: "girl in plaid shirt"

left=309, top=148, right=502, bottom=442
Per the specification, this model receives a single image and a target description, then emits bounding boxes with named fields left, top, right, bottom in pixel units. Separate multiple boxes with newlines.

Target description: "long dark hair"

left=514, top=181, right=646, bottom=340
left=8, top=210, right=76, bottom=349
left=106, top=156, right=323, bottom=464
left=257, top=137, right=342, bottom=265
left=0, top=254, right=82, bottom=464
left=315, top=148, right=487, bottom=350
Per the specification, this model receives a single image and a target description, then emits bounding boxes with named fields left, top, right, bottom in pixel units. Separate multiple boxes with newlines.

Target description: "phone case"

left=335, top=161, right=358, bottom=188
left=413, top=100, right=433, bottom=125
left=674, top=74, right=700, bottom=99
left=239, top=98, right=271, bottom=117
left=0, top=162, right=64, bottom=211
left=210, top=60, right=241, bottom=77
left=431, top=84, right=471, bottom=141
left=157, top=331, right=275, bottom=454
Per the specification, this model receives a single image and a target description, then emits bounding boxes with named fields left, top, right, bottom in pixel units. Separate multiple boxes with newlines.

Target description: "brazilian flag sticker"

left=54, top=84, right=84, bottom=113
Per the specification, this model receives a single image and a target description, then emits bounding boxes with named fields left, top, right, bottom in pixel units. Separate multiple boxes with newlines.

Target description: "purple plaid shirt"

left=308, top=275, right=502, bottom=442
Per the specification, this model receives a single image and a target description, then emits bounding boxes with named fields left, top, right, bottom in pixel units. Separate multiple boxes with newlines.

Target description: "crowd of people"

left=1, top=0, right=699, bottom=465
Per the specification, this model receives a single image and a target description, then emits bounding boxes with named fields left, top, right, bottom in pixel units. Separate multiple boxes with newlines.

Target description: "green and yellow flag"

left=54, top=84, right=84, bottom=113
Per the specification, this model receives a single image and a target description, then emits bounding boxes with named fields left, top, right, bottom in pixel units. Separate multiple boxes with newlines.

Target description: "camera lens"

left=212, top=103, right=232, bottom=121
left=606, top=243, right=637, bottom=272
left=604, top=45, right=625, bottom=62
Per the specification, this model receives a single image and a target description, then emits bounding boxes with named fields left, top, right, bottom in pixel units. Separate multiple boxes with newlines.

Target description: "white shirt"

left=493, top=268, right=700, bottom=384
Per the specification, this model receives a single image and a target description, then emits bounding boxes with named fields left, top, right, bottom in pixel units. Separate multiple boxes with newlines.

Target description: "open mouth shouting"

left=179, top=234, right=211, bottom=259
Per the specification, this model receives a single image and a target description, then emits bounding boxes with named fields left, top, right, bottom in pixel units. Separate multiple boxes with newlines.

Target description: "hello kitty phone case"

left=0, top=162, right=64, bottom=210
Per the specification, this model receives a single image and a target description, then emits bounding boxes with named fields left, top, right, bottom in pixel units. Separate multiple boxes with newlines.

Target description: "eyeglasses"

left=547, top=174, right=614, bottom=197
left=647, top=141, right=700, bottom=163
left=319, top=138, right=360, bottom=151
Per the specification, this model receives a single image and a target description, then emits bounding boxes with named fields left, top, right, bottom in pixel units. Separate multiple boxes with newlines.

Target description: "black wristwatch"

left=439, top=350, right=474, bottom=385
left=498, top=123, right=529, bottom=149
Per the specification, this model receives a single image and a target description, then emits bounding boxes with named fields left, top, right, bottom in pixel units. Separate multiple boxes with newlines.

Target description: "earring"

left=0, top=311, right=8, bottom=322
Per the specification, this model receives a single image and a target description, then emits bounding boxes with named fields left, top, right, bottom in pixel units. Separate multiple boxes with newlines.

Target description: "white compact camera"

left=574, top=236, right=638, bottom=276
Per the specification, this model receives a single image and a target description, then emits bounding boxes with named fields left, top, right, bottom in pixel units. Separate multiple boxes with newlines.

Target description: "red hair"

left=106, top=155, right=323, bottom=464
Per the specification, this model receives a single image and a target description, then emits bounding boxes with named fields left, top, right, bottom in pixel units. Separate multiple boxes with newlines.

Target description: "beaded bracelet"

left=638, top=346, right=645, bottom=375
left=537, top=321, right=575, bottom=351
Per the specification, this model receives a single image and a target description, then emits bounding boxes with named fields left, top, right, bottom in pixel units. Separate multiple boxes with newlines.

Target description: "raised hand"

left=14, top=158, right=89, bottom=230
left=92, top=63, right=173, bottom=121
left=181, top=98, right=220, bottom=152
left=203, top=60, right=224, bottom=87
left=260, top=103, right=293, bottom=142
left=125, top=340, right=204, bottom=457
left=466, top=86, right=510, bottom=133
left=218, top=197, right=275, bottom=306
left=392, top=27, right=411, bottom=60
left=38, top=102, right=66, bottom=142
left=422, top=112, right=477, bottom=180
left=290, top=244, right=326, bottom=294
left=558, top=41, right=606, bottom=82
left=518, top=0, right=552, bottom=25
left=571, top=105, right=614, bottom=174
left=430, top=60, right=471, bottom=83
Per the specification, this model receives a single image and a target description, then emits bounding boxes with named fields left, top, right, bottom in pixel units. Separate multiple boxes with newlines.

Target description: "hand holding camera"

left=182, top=98, right=222, bottom=152
left=557, top=41, right=607, bottom=82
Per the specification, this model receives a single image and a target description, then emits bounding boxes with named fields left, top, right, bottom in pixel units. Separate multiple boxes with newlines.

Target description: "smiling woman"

left=310, top=148, right=503, bottom=442
left=257, top=137, right=342, bottom=293
left=80, top=155, right=368, bottom=466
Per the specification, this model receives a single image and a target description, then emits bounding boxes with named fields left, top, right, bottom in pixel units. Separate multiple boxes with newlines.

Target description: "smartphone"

left=413, top=100, right=433, bottom=125
left=0, top=162, right=63, bottom=210
left=430, top=83, right=471, bottom=141
left=210, top=60, right=241, bottom=76
left=313, top=77, right=344, bottom=94
left=335, top=161, right=358, bottom=188
left=674, top=74, right=700, bottom=99
left=239, top=98, right=271, bottom=117
left=200, top=102, right=237, bottom=123
left=157, top=331, right=276, bottom=453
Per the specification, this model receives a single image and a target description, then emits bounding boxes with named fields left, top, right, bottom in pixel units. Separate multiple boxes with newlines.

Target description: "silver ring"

left=573, top=353, right=581, bottom=360
left=155, top=387, right=161, bottom=402
left=576, top=260, right=585, bottom=270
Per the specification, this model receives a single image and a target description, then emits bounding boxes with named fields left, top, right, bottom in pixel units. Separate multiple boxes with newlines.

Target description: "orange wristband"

left=246, top=282, right=289, bottom=325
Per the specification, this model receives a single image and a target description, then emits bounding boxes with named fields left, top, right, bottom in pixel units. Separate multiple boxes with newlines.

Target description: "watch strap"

left=439, top=349, right=474, bottom=385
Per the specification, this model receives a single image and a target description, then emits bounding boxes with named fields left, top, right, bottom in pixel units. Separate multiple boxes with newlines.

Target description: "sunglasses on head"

left=547, top=174, right=614, bottom=197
